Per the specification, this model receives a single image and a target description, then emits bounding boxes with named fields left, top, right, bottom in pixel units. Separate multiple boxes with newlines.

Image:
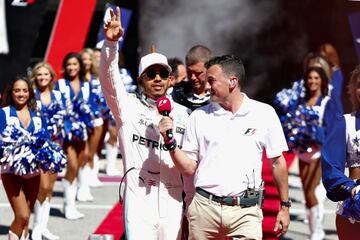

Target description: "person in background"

left=93, top=42, right=102, bottom=69
left=277, top=66, right=340, bottom=240
left=99, top=7, right=190, bottom=239
left=159, top=55, right=290, bottom=239
left=171, top=47, right=212, bottom=239
left=81, top=48, right=104, bottom=187
left=167, top=57, right=187, bottom=99
left=31, top=62, right=64, bottom=240
left=55, top=52, right=94, bottom=219
left=322, top=65, right=360, bottom=239
left=296, top=67, right=339, bottom=240
left=1, top=77, right=66, bottom=240
left=0, top=77, right=41, bottom=240
left=172, top=45, right=212, bottom=111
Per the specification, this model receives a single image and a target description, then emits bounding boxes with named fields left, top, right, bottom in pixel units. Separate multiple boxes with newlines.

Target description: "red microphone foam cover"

left=156, top=96, right=172, bottom=114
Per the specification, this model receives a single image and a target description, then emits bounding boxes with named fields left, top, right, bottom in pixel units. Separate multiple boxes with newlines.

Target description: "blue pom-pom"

left=274, top=79, right=305, bottom=114
left=63, top=96, right=95, bottom=142
left=340, top=192, right=360, bottom=223
left=275, top=79, right=323, bottom=152
left=280, top=104, right=322, bottom=152
left=0, top=125, right=67, bottom=175
left=41, top=100, right=66, bottom=142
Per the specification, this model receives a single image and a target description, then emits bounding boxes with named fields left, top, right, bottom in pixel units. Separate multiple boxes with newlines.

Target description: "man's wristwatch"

left=280, top=200, right=292, bottom=208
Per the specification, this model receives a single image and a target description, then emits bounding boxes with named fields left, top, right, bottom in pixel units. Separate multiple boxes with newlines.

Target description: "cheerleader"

left=0, top=77, right=66, bottom=240
left=81, top=48, right=103, bottom=186
left=322, top=65, right=360, bottom=239
left=275, top=53, right=343, bottom=116
left=55, top=52, right=94, bottom=219
left=30, top=62, right=64, bottom=240
left=277, top=67, right=340, bottom=240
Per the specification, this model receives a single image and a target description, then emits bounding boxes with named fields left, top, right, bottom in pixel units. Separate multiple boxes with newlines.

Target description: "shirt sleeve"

left=322, top=96, right=343, bottom=138
left=99, top=40, right=130, bottom=127
left=321, top=115, right=356, bottom=201
left=265, top=106, right=289, bottom=158
left=330, top=68, right=344, bottom=101
left=181, top=111, right=200, bottom=162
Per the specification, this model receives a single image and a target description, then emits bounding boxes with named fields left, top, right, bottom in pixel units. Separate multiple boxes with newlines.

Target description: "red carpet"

left=262, top=151, right=295, bottom=239
left=94, top=152, right=295, bottom=239
left=93, top=202, right=124, bottom=240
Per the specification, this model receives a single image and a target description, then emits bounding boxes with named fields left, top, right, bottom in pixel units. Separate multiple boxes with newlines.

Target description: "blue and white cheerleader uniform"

left=55, top=79, right=94, bottom=142
left=275, top=94, right=340, bottom=162
left=0, top=106, right=67, bottom=177
left=89, top=74, right=116, bottom=127
left=35, top=89, right=66, bottom=143
left=322, top=111, right=360, bottom=223
left=88, top=75, right=104, bottom=128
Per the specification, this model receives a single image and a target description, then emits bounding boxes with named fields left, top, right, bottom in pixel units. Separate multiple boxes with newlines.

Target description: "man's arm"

left=99, top=7, right=127, bottom=126
left=168, top=147, right=197, bottom=176
left=158, top=116, right=197, bottom=175
left=322, top=115, right=357, bottom=201
left=270, top=154, right=290, bottom=237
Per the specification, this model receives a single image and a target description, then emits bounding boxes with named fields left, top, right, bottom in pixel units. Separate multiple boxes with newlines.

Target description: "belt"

left=196, top=187, right=258, bottom=207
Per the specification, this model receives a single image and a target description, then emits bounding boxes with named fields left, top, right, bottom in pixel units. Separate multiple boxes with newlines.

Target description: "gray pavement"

left=284, top=157, right=338, bottom=240
left=0, top=157, right=339, bottom=240
left=0, top=159, right=122, bottom=240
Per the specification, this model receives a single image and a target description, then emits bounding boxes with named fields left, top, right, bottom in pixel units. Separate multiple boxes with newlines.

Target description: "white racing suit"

left=100, top=40, right=190, bottom=240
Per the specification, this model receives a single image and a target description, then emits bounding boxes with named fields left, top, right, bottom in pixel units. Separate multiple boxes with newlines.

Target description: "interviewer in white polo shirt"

left=159, top=55, right=290, bottom=239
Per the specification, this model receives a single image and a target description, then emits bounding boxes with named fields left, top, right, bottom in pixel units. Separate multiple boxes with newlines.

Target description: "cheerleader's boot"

left=42, top=198, right=59, bottom=240
left=63, top=179, right=84, bottom=220
left=105, top=142, right=121, bottom=176
left=31, top=200, right=43, bottom=240
left=88, top=155, right=103, bottom=187
left=309, top=204, right=325, bottom=240
left=315, top=182, right=327, bottom=205
left=77, top=166, right=94, bottom=202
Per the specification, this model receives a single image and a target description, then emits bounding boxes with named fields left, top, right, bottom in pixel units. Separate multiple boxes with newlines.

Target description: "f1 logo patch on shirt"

left=244, top=128, right=256, bottom=136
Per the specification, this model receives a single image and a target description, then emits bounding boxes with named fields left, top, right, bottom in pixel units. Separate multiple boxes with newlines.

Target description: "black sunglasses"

left=145, top=68, right=170, bottom=80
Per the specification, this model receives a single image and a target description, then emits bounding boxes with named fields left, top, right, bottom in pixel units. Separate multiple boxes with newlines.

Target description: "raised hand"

left=104, top=6, right=123, bottom=42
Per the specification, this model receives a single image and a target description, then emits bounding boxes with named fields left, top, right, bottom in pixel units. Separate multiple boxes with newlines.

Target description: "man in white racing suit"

left=99, top=7, right=190, bottom=240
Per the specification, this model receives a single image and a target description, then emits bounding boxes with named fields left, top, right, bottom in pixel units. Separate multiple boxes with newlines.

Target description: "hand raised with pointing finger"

left=104, top=6, right=123, bottom=42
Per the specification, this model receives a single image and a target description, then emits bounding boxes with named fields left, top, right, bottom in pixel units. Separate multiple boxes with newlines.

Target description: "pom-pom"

left=274, top=79, right=305, bottom=113
left=0, top=125, right=67, bottom=175
left=41, top=100, right=66, bottom=142
left=339, top=191, right=360, bottom=223
left=63, top=96, right=94, bottom=142
left=280, top=104, right=321, bottom=152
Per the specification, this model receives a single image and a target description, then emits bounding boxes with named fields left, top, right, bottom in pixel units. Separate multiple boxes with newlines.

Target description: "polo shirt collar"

left=191, top=91, right=210, bottom=101
left=212, top=93, right=250, bottom=116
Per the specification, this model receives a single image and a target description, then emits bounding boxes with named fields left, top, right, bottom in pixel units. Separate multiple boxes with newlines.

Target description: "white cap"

left=138, top=52, right=172, bottom=76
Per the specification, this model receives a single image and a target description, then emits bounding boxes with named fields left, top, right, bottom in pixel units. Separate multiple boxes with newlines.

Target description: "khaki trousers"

left=187, top=192, right=263, bottom=240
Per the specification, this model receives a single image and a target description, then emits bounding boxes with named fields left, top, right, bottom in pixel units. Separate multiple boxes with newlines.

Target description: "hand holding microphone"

left=156, top=96, right=177, bottom=151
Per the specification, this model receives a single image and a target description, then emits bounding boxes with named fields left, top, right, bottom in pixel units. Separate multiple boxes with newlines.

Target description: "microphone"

left=156, top=96, right=173, bottom=139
